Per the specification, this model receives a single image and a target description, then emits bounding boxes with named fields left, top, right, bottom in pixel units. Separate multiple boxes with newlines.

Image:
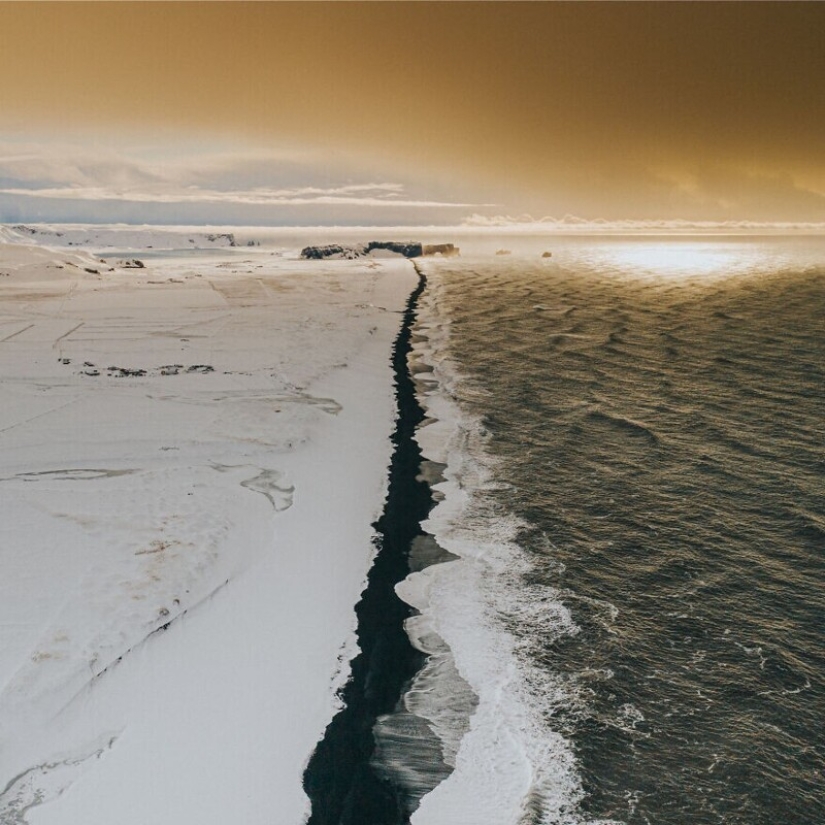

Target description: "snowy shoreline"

left=0, top=226, right=417, bottom=824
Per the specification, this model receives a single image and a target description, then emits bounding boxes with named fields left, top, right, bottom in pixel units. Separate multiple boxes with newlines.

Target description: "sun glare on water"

left=601, top=241, right=748, bottom=280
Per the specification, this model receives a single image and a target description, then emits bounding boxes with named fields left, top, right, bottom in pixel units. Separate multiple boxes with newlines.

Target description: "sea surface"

left=409, top=238, right=825, bottom=825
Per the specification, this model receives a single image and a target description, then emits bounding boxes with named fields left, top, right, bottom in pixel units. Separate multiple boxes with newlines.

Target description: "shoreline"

left=401, top=260, right=585, bottom=825
left=304, top=269, right=454, bottom=823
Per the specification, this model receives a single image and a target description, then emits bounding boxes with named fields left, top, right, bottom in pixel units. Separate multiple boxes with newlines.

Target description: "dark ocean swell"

left=407, top=238, right=825, bottom=825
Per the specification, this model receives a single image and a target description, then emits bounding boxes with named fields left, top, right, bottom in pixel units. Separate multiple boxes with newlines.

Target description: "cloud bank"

left=2, top=139, right=823, bottom=230
left=461, top=214, right=825, bottom=235
left=0, top=140, right=482, bottom=225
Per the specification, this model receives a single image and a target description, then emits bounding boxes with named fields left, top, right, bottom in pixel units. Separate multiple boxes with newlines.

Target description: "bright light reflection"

left=601, top=242, right=748, bottom=279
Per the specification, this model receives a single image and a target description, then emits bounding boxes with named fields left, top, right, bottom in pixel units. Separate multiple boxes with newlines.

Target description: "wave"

left=395, top=245, right=825, bottom=825
left=396, top=265, right=618, bottom=825
left=583, top=409, right=661, bottom=447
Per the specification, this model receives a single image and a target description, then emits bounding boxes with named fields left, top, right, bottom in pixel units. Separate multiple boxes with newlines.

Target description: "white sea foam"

left=401, top=263, right=620, bottom=825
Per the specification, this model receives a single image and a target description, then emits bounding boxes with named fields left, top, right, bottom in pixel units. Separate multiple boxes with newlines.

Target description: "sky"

left=1, top=2, right=824, bottom=227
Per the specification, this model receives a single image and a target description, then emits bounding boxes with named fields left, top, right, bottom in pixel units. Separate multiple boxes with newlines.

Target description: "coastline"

left=0, top=230, right=417, bottom=824
left=303, top=270, right=438, bottom=823
left=401, top=260, right=585, bottom=825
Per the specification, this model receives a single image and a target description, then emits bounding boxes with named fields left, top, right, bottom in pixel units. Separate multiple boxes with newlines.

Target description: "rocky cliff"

left=301, top=241, right=458, bottom=260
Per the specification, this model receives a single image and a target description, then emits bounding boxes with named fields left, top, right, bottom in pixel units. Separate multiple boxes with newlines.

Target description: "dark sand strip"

left=303, top=271, right=440, bottom=824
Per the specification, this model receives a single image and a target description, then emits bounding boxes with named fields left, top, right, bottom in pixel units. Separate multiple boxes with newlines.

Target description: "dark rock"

left=364, top=241, right=424, bottom=258
left=422, top=243, right=459, bottom=257
left=107, top=367, right=147, bottom=378
left=205, top=233, right=237, bottom=247
left=300, top=241, right=443, bottom=260
left=301, top=244, right=359, bottom=260
left=12, top=225, right=63, bottom=238
left=542, top=251, right=553, bottom=258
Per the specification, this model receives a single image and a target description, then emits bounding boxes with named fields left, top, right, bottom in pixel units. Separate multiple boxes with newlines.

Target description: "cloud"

left=0, top=139, right=480, bottom=223
left=461, top=213, right=825, bottom=234
left=7, top=137, right=820, bottom=228
left=650, top=164, right=825, bottom=223
left=0, top=184, right=472, bottom=209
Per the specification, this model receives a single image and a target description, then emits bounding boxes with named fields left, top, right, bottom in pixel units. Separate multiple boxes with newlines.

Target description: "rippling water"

left=420, top=238, right=825, bottom=824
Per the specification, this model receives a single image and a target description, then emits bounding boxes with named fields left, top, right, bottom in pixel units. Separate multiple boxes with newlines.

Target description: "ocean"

left=404, top=237, right=825, bottom=825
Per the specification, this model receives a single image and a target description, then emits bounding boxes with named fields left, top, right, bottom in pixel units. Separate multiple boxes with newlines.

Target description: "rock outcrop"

left=204, top=233, right=237, bottom=247
left=300, top=241, right=459, bottom=260
left=300, top=244, right=357, bottom=260
left=422, top=243, right=459, bottom=257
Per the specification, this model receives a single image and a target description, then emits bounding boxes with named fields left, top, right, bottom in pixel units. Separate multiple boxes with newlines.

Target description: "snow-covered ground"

left=0, top=226, right=417, bottom=824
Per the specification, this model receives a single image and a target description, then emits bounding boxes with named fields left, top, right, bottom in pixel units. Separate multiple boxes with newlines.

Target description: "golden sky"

left=1, top=2, right=824, bottom=224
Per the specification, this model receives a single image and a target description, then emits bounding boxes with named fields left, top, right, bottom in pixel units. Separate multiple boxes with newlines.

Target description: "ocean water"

left=406, top=238, right=825, bottom=825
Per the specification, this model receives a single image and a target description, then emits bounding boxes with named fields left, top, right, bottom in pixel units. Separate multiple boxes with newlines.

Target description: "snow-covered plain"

left=0, top=226, right=416, bottom=824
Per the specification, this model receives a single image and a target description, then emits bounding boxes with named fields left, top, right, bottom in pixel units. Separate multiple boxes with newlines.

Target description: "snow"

left=2, top=224, right=238, bottom=250
left=0, top=228, right=417, bottom=824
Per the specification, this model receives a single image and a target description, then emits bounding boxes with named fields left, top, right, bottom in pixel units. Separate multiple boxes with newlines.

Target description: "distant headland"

left=300, top=241, right=459, bottom=260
